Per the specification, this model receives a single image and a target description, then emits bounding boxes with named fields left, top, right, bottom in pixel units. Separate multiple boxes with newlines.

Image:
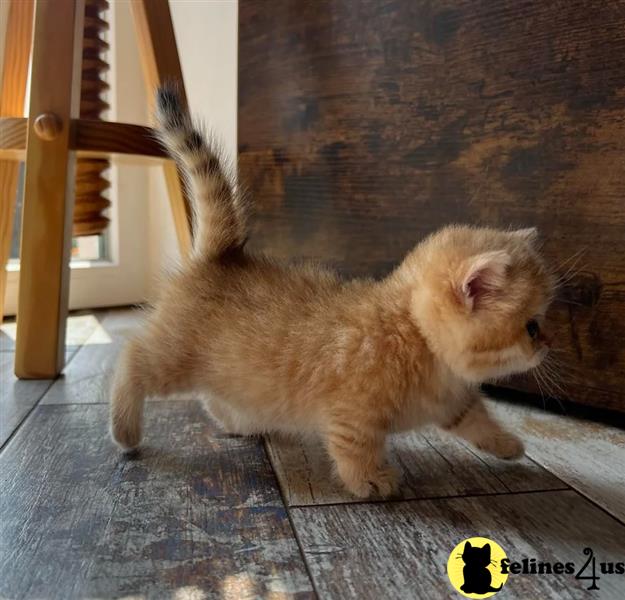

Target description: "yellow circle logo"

left=447, top=537, right=508, bottom=598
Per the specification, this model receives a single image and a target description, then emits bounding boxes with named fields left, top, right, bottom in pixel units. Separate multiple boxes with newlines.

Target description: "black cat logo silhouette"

left=459, top=541, right=502, bottom=594
left=447, top=537, right=508, bottom=598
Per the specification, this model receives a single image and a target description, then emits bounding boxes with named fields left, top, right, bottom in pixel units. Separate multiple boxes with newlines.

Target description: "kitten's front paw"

left=341, top=466, right=400, bottom=499
left=476, top=432, right=525, bottom=460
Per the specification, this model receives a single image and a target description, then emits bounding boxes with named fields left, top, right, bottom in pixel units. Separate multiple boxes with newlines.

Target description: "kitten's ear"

left=482, top=544, right=491, bottom=557
left=464, top=541, right=472, bottom=551
left=511, top=227, right=538, bottom=244
left=459, top=251, right=511, bottom=311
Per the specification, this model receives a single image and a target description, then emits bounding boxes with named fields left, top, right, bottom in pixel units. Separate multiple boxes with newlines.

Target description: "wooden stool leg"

left=130, top=0, right=193, bottom=256
left=14, top=0, right=85, bottom=378
left=0, top=0, right=34, bottom=321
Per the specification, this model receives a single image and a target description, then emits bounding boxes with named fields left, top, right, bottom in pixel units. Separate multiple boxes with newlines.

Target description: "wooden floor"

left=1, top=308, right=624, bottom=599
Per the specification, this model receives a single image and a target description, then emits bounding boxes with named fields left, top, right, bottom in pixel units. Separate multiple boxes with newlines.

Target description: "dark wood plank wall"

left=238, top=0, right=625, bottom=412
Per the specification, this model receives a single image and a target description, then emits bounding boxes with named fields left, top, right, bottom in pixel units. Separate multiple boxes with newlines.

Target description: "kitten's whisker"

left=558, top=262, right=582, bottom=279
left=542, top=360, right=571, bottom=381
left=552, top=395, right=568, bottom=415
left=532, top=370, right=547, bottom=410
left=544, top=361, right=576, bottom=387
left=544, top=374, right=569, bottom=402
left=543, top=354, right=566, bottom=372
left=554, top=247, right=587, bottom=273
left=557, top=266, right=588, bottom=289
left=541, top=370, right=567, bottom=399
left=542, top=355, right=570, bottom=384
left=554, top=248, right=588, bottom=288
left=557, top=273, right=588, bottom=290
left=535, top=365, right=567, bottom=412
left=556, top=297, right=584, bottom=306
left=557, top=251, right=585, bottom=272
left=535, top=367, right=552, bottom=397
left=536, top=364, right=568, bottom=414
left=556, top=246, right=585, bottom=267
left=536, top=363, right=559, bottom=392
left=557, top=255, right=588, bottom=280
left=546, top=351, right=573, bottom=368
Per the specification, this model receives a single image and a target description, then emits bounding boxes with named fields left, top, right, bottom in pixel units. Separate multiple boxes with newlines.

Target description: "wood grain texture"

left=40, top=308, right=142, bottom=405
left=74, top=118, right=166, bottom=158
left=293, top=490, right=625, bottom=599
left=0, top=0, right=33, bottom=118
left=0, top=116, right=25, bottom=158
left=488, top=398, right=625, bottom=524
left=0, top=0, right=33, bottom=321
left=238, top=0, right=625, bottom=412
left=0, top=401, right=315, bottom=599
left=0, top=117, right=168, bottom=159
left=130, top=0, right=188, bottom=113
left=266, top=427, right=565, bottom=506
left=14, top=0, right=85, bottom=378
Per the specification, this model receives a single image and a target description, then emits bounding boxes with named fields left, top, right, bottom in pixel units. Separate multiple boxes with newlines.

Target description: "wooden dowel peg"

left=33, top=112, right=62, bottom=141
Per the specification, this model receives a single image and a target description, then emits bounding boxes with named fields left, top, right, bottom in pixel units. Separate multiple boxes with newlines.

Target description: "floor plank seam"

left=287, top=485, right=574, bottom=511
left=523, top=453, right=573, bottom=491
left=0, top=376, right=55, bottom=453
left=0, top=346, right=82, bottom=453
left=525, top=450, right=625, bottom=527
left=262, top=435, right=321, bottom=600
left=564, top=487, right=625, bottom=528
left=454, top=438, right=517, bottom=493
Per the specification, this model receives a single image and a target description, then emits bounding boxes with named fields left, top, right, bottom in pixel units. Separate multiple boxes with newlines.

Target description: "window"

left=8, top=164, right=109, bottom=265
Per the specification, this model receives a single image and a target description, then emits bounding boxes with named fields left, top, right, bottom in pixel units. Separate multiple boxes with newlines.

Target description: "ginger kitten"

left=110, top=87, right=555, bottom=498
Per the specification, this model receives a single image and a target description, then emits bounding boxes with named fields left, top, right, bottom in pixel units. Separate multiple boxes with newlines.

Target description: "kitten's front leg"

left=325, top=421, right=398, bottom=498
left=441, top=395, right=525, bottom=459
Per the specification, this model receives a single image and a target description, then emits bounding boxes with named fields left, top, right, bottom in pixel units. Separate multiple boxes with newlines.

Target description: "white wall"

left=147, top=0, right=239, bottom=295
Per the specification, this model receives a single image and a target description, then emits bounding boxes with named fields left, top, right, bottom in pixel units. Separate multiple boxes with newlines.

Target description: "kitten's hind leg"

left=441, top=395, right=524, bottom=459
left=110, top=337, right=155, bottom=452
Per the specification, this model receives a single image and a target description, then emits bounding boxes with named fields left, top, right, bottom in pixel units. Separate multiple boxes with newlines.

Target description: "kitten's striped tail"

left=155, top=85, right=247, bottom=259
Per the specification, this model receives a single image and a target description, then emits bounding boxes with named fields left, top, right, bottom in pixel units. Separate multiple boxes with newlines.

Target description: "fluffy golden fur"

left=110, top=87, right=556, bottom=498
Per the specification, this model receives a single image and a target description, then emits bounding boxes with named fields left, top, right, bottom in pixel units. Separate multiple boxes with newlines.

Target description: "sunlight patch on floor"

left=0, top=314, right=112, bottom=346
left=221, top=573, right=258, bottom=600
left=174, top=586, right=207, bottom=600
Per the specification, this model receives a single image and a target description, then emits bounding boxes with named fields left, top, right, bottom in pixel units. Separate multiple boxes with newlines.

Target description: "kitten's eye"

left=526, top=319, right=540, bottom=340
